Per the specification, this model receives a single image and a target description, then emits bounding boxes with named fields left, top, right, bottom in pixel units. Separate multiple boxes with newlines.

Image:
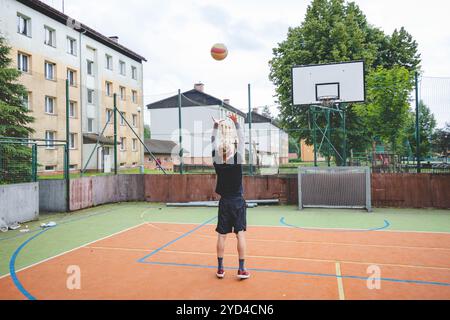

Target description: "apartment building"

left=0, top=0, right=146, bottom=172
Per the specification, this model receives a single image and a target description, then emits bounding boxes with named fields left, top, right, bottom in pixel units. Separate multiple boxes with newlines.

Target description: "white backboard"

left=292, top=61, right=365, bottom=106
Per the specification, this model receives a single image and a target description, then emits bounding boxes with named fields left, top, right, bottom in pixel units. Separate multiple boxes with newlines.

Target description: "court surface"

left=0, top=202, right=449, bottom=300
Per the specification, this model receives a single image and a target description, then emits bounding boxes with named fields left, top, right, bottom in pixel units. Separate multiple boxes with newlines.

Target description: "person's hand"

left=228, top=114, right=238, bottom=124
left=212, top=117, right=224, bottom=128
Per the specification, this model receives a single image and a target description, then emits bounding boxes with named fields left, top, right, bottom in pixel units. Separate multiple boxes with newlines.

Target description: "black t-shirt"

left=213, top=160, right=243, bottom=198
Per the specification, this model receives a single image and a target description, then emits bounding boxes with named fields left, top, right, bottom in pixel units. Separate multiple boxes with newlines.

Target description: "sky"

left=43, top=0, right=450, bottom=127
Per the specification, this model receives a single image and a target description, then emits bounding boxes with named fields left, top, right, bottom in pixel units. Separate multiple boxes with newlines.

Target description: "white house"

left=245, top=110, right=289, bottom=166
left=146, top=83, right=247, bottom=166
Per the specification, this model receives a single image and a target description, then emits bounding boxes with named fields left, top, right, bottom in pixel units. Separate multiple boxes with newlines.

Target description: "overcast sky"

left=44, top=0, right=449, bottom=127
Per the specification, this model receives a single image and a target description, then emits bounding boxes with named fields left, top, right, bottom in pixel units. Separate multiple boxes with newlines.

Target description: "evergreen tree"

left=0, top=36, right=34, bottom=184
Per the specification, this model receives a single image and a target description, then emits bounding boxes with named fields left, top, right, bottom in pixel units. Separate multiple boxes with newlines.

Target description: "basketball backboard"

left=291, top=60, right=365, bottom=106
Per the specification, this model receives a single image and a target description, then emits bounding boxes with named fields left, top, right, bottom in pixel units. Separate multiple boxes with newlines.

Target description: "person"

left=211, top=114, right=250, bottom=280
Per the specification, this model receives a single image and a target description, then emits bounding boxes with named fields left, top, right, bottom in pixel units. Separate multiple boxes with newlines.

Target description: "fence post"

left=114, top=93, right=118, bottom=175
left=415, top=71, right=421, bottom=173
left=65, top=79, right=70, bottom=212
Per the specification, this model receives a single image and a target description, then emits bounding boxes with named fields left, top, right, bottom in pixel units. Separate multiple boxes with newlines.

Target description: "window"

left=106, top=109, right=113, bottom=123
left=120, top=137, right=126, bottom=151
left=45, top=96, right=55, bottom=114
left=69, top=133, right=77, bottom=149
left=132, top=90, right=137, bottom=103
left=44, top=26, right=55, bottom=47
left=119, top=61, right=126, bottom=75
left=17, top=14, right=31, bottom=37
left=105, top=55, right=113, bottom=70
left=45, top=61, right=55, bottom=80
left=17, top=52, right=30, bottom=73
left=132, top=114, right=137, bottom=127
left=21, top=92, right=31, bottom=110
left=87, top=118, right=94, bottom=133
left=132, top=139, right=137, bottom=151
left=87, top=89, right=94, bottom=104
left=45, top=131, right=55, bottom=149
left=87, top=60, right=94, bottom=76
left=45, top=165, right=56, bottom=171
left=67, top=69, right=76, bottom=86
left=69, top=101, right=76, bottom=118
left=120, top=86, right=126, bottom=100
left=106, top=81, right=113, bottom=96
left=67, top=37, right=77, bottom=56
left=131, top=66, right=137, bottom=80
left=120, top=112, right=126, bottom=125
left=69, top=165, right=77, bottom=171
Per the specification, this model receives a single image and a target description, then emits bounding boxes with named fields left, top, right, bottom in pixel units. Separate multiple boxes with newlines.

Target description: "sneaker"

left=216, top=269, right=225, bottom=279
left=237, top=269, right=250, bottom=279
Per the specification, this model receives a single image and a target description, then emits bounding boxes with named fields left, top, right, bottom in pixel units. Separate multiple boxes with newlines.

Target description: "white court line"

left=335, top=262, right=346, bottom=300
left=143, top=220, right=450, bottom=235
left=83, top=245, right=450, bottom=271
left=144, top=222, right=450, bottom=251
left=0, top=222, right=146, bottom=280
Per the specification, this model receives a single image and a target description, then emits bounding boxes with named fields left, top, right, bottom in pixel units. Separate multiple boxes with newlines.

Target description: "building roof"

left=245, top=111, right=284, bottom=131
left=17, top=0, right=147, bottom=63
left=146, top=89, right=246, bottom=118
left=144, top=139, right=188, bottom=155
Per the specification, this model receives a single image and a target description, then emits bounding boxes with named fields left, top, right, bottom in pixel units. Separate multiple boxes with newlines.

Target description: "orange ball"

left=211, top=43, right=228, bottom=61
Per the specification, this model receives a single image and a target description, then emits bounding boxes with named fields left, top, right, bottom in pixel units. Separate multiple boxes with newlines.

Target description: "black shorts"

left=216, top=196, right=247, bottom=235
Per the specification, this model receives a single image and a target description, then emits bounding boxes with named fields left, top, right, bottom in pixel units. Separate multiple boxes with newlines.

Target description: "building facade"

left=0, top=0, right=146, bottom=173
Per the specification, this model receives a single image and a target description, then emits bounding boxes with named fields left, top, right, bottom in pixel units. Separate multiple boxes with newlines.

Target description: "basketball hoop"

left=318, top=95, right=339, bottom=108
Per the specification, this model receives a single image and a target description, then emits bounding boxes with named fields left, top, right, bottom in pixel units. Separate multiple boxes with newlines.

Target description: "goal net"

left=298, top=167, right=372, bottom=212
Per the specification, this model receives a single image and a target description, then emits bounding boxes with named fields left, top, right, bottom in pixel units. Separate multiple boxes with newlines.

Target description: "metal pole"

left=342, top=106, right=347, bottom=167
left=326, top=109, right=331, bottom=167
left=65, top=79, right=70, bottom=212
left=248, top=84, right=253, bottom=175
left=415, top=71, right=421, bottom=173
left=113, top=93, right=118, bottom=175
left=312, top=107, right=318, bottom=167
left=32, top=143, right=37, bottom=182
left=178, top=89, right=183, bottom=174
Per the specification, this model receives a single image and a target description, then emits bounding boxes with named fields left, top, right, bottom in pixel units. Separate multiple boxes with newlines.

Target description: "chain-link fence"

left=0, top=140, right=36, bottom=184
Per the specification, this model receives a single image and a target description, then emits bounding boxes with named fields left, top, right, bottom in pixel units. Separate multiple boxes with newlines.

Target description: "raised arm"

left=228, top=114, right=244, bottom=164
left=211, top=117, right=222, bottom=164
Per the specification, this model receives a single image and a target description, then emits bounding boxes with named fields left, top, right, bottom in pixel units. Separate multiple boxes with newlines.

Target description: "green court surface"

left=0, top=202, right=449, bottom=277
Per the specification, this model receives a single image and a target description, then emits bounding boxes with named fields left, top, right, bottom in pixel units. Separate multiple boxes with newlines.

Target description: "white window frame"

left=44, top=26, right=56, bottom=47
left=87, top=89, right=94, bottom=104
left=17, top=52, right=30, bottom=73
left=132, top=114, right=137, bottom=127
left=106, top=109, right=113, bottom=123
left=120, top=137, right=126, bottom=151
left=120, top=86, right=126, bottom=100
left=45, top=96, right=55, bottom=114
left=67, top=69, right=76, bottom=86
left=67, top=37, right=77, bottom=56
left=132, top=138, right=137, bottom=151
left=106, top=82, right=112, bottom=96
left=17, top=13, right=31, bottom=37
left=119, top=60, right=126, bottom=76
left=106, top=54, right=113, bottom=70
left=45, top=61, right=55, bottom=80
left=45, top=131, right=56, bottom=149
left=132, top=90, right=137, bottom=103
left=22, top=92, right=30, bottom=110
left=69, top=133, right=76, bottom=149
left=69, top=101, right=76, bottom=118
left=87, top=118, right=94, bottom=133
left=131, top=66, right=137, bottom=80
left=87, top=60, right=94, bottom=76
left=120, top=112, right=126, bottom=126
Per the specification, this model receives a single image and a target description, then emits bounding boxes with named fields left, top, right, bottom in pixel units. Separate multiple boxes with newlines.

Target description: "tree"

left=404, top=101, right=436, bottom=158
left=144, top=124, right=151, bottom=139
left=269, top=0, right=421, bottom=162
left=0, top=36, right=34, bottom=184
left=354, top=66, right=414, bottom=153
left=261, top=106, right=272, bottom=118
left=431, top=123, right=450, bottom=157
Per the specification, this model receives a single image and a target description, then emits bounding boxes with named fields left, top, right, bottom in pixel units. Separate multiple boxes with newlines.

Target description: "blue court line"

left=140, top=261, right=450, bottom=287
left=137, top=216, right=217, bottom=263
left=280, top=217, right=391, bottom=232
left=9, top=227, right=56, bottom=300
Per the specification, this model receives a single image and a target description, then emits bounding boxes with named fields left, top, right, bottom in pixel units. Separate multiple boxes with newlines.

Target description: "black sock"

left=218, top=257, right=224, bottom=270
left=239, top=259, right=245, bottom=271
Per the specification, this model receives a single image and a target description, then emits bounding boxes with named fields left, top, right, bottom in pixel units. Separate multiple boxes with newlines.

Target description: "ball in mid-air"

left=211, top=43, right=228, bottom=61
